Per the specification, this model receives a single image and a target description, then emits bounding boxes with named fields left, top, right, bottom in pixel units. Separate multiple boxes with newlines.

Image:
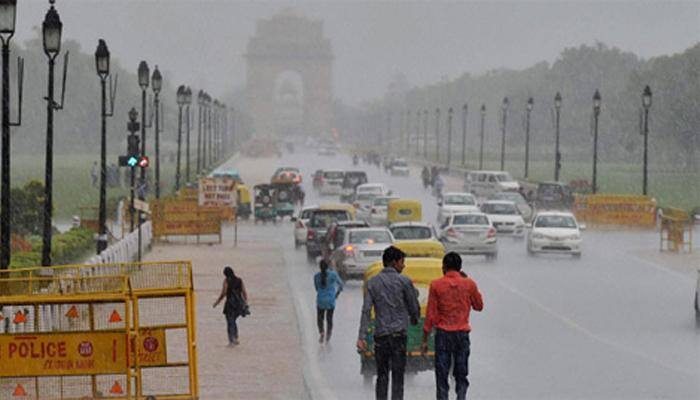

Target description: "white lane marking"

left=482, top=271, right=697, bottom=378
left=627, top=253, right=696, bottom=280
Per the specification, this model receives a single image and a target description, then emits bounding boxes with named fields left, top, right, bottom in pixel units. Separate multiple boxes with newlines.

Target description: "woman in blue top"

left=314, top=260, right=344, bottom=343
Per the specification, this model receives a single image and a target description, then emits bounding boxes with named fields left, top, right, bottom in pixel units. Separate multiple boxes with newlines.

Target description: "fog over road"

left=224, top=149, right=699, bottom=400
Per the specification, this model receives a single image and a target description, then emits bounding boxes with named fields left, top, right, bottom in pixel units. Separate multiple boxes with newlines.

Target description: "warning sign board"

left=199, top=177, right=237, bottom=209
left=134, top=328, right=167, bottom=366
left=0, top=332, right=128, bottom=377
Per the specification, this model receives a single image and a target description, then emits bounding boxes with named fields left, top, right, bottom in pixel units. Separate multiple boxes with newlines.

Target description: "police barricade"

left=573, top=194, right=656, bottom=228
left=0, top=261, right=198, bottom=400
left=660, top=208, right=692, bottom=253
left=151, top=200, right=222, bottom=243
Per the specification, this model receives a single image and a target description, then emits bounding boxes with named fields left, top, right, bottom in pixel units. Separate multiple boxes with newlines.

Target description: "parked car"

left=489, top=191, right=533, bottom=222
left=389, top=222, right=439, bottom=242
left=534, top=182, right=575, bottom=211
left=437, top=192, right=480, bottom=225
left=439, top=212, right=497, bottom=259
left=305, top=205, right=355, bottom=262
left=390, top=158, right=410, bottom=176
left=321, top=220, right=370, bottom=260
left=463, top=170, right=520, bottom=198
left=292, top=205, right=318, bottom=248
left=330, top=227, right=395, bottom=280
left=480, top=200, right=526, bottom=236
left=368, top=196, right=400, bottom=226
left=319, top=170, right=345, bottom=195
left=340, top=171, right=369, bottom=203
left=527, top=211, right=583, bottom=258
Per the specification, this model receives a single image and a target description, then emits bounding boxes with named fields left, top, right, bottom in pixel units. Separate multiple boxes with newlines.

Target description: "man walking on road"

left=357, top=246, right=420, bottom=400
left=422, top=252, right=483, bottom=400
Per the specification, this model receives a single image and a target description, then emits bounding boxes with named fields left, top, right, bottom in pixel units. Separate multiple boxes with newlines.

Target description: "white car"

left=489, top=191, right=533, bottom=222
left=292, top=206, right=318, bottom=248
left=463, top=170, right=520, bottom=198
left=390, top=158, right=410, bottom=176
left=389, top=222, right=439, bottom=242
left=356, top=183, right=388, bottom=197
left=439, top=212, right=497, bottom=259
left=527, top=211, right=583, bottom=258
left=330, top=228, right=395, bottom=280
left=480, top=200, right=526, bottom=236
left=437, top=192, right=480, bottom=225
left=368, top=196, right=399, bottom=226
left=319, top=170, right=345, bottom=195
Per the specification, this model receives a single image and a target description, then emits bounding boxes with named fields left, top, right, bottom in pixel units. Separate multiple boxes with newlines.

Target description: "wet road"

left=232, top=149, right=700, bottom=400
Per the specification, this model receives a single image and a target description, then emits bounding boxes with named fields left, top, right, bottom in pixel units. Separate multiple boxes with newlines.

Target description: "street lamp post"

left=423, top=109, right=428, bottom=159
left=41, top=0, right=66, bottom=267
left=95, top=39, right=116, bottom=254
left=500, top=97, right=509, bottom=171
left=196, top=90, right=203, bottom=176
left=126, top=108, right=139, bottom=234
left=212, top=99, right=219, bottom=164
left=592, top=90, right=601, bottom=194
left=446, top=107, right=453, bottom=167
left=479, top=104, right=485, bottom=169
left=184, top=86, right=192, bottom=183
left=0, top=0, right=21, bottom=270
left=434, top=108, right=440, bottom=163
left=554, top=92, right=562, bottom=181
left=524, top=97, right=533, bottom=179
left=461, top=104, right=468, bottom=166
left=175, top=85, right=186, bottom=191
left=642, top=85, right=652, bottom=195
left=151, top=66, right=162, bottom=198
left=136, top=61, right=148, bottom=264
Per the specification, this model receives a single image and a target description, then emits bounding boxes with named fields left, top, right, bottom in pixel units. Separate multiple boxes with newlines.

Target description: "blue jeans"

left=435, top=329, right=470, bottom=400
left=226, top=314, right=239, bottom=343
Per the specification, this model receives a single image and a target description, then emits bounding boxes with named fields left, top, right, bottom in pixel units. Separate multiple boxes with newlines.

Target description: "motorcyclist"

left=421, top=166, right=431, bottom=189
left=433, top=174, right=445, bottom=200
left=353, top=154, right=359, bottom=166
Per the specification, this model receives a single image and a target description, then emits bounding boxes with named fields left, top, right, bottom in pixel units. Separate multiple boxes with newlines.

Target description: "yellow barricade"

left=151, top=200, right=222, bottom=243
left=0, top=261, right=199, bottom=400
left=660, top=207, right=692, bottom=253
left=573, top=194, right=656, bottom=228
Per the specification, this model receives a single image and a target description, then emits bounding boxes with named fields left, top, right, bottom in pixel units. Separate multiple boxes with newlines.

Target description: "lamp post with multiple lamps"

left=0, top=0, right=23, bottom=270
left=151, top=66, right=162, bottom=198
left=524, top=97, right=533, bottom=179
left=95, top=39, right=116, bottom=254
left=499, top=97, right=509, bottom=171
left=184, top=86, right=192, bottom=183
left=41, top=0, right=67, bottom=266
left=197, top=90, right=204, bottom=176
left=642, top=85, right=652, bottom=195
left=554, top=92, right=562, bottom=181
left=592, top=90, right=601, bottom=194
left=175, top=85, right=186, bottom=191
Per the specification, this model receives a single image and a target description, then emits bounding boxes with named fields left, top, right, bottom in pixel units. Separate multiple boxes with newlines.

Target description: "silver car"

left=329, top=228, right=394, bottom=280
left=292, top=205, right=318, bottom=248
left=389, top=222, right=439, bottom=242
left=440, top=212, right=497, bottom=259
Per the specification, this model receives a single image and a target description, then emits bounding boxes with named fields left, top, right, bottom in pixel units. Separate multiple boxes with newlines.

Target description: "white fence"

left=85, top=221, right=152, bottom=265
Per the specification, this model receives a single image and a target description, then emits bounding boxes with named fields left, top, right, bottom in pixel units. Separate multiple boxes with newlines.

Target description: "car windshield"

left=482, top=203, right=517, bottom=214
left=349, top=230, right=393, bottom=244
left=356, top=193, right=375, bottom=202
left=310, top=211, right=349, bottom=228
left=323, top=171, right=343, bottom=179
left=390, top=226, right=432, bottom=240
left=535, top=215, right=577, bottom=228
left=444, top=194, right=475, bottom=205
left=492, top=193, right=526, bottom=205
left=495, top=173, right=514, bottom=182
left=453, top=214, right=489, bottom=225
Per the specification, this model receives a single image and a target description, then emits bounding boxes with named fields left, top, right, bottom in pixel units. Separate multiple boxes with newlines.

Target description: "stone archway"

left=246, top=9, right=334, bottom=138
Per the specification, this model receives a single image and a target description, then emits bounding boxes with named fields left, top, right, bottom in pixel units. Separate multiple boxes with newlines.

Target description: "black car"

left=340, top=171, right=369, bottom=203
left=534, top=182, right=574, bottom=211
left=305, top=208, right=354, bottom=262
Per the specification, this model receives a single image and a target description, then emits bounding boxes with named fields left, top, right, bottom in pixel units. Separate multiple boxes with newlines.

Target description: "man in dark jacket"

left=357, top=246, right=420, bottom=400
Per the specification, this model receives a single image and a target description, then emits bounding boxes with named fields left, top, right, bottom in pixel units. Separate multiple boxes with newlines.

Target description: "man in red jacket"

left=421, top=252, right=483, bottom=400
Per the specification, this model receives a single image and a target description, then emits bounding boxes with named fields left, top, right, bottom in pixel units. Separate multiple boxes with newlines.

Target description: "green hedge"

left=10, top=227, right=94, bottom=269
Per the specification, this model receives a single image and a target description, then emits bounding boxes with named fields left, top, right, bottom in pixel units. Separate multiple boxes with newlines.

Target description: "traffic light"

left=138, top=156, right=149, bottom=168
left=127, top=134, right=140, bottom=158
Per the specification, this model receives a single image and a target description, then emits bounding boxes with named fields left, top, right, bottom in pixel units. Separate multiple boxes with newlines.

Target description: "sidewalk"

left=145, top=240, right=306, bottom=400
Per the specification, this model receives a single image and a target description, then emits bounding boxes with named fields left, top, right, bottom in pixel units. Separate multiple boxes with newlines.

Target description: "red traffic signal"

left=138, top=156, right=149, bottom=168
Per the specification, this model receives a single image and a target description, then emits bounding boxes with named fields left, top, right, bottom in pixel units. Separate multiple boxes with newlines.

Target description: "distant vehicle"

left=437, top=192, right=480, bottom=225
left=527, top=211, right=583, bottom=258
left=330, top=227, right=395, bottom=280
left=480, top=200, right=526, bottom=236
left=321, top=220, right=370, bottom=260
left=390, top=158, right=410, bottom=176
left=489, top=191, right=533, bottom=222
left=439, top=212, right=497, bottom=259
left=356, top=183, right=389, bottom=197
left=389, top=222, right=439, bottom=242
left=317, top=146, right=337, bottom=156
left=354, top=193, right=379, bottom=222
left=305, top=205, right=355, bottom=262
left=292, top=205, right=318, bottom=248
left=534, top=182, right=574, bottom=211
left=319, top=170, right=345, bottom=195
left=340, top=171, right=369, bottom=203
left=271, top=167, right=301, bottom=184
left=463, top=170, right=520, bottom=198
left=367, top=196, right=400, bottom=226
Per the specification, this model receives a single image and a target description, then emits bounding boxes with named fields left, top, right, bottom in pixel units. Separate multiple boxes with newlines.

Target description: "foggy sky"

left=15, top=0, right=700, bottom=104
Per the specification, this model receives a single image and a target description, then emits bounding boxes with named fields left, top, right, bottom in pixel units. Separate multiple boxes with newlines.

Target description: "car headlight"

left=532, top=233, right=545, bottom=239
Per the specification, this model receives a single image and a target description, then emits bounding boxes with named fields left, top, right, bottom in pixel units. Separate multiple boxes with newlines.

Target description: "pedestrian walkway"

left=144, top=240, right=306, bottom=399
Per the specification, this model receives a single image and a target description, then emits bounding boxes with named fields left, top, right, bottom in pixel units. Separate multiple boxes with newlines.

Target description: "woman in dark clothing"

left=213, top=266, right=248, bottom=346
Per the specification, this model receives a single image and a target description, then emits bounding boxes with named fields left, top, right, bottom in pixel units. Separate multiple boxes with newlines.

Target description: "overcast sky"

left=15, top=0, right=700, bottom=104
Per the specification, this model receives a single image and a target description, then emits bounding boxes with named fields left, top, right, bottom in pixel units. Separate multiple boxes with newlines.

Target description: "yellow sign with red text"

left=134, top=328, right=167, bottom=366
left=0, top=332, right=127, bottom=377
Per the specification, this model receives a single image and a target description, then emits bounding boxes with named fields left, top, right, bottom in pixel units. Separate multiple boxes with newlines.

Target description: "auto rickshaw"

left=237, top=184, right=252, bottom=220
left=273, top=182, right=296, bottom=219
left=253, top=184, right=277, bottom=224
left=358, top=240, right=445, bottom=383
left=387, top=199, right=422, bottom=224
